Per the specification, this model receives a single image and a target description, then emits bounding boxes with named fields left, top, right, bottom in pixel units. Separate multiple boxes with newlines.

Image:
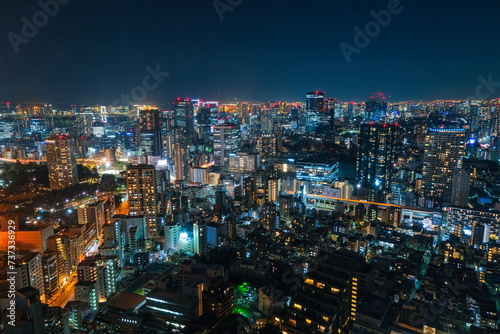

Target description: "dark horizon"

left=1, top=0, right=500, bottom=104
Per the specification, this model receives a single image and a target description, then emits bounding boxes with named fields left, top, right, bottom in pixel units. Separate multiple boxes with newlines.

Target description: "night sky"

left=1, top=0, right=499, bottom=104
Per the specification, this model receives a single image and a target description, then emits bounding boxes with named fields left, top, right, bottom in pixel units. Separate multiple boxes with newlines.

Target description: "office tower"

left=228, top=152, right=256, bottom=173
left=2, top=287, right=44, bottom=334
left=275, top=250, right=374, bottom=333
left=122, top=123, right=139, bottom=151
left=45, top=134, right=78, bottom=190
left=347, top=102, right=355, bottom=122
left=202, top=277, right=234, bottom=319
left=193, top=221, right=208, bottom=256
left=174, top=98, right=195, bottom=141
left=451, top=169, right=471, bottom=207
left=13, top=253, right=46, bottom=303
left=213, top=123, right=241, bottom=170
left=174, top=141, right=187, bottom=182
left=422, top=126, right=466, bottom=206
left=139, top=108, right=162, bottom=158
left=127, top=164, right=159, bottom=239
left=163, top=132, right=175, bottom=160
left=306, top=91, right=325, bottom=131
left=77, top=200, right=105, bottom=242
left=197, top=107, right=212, bottom=142
left=41, top=253, right=60, bottom=298
left=267, top=178, right=281, bottom=203
left=356, top=123, right=396, bottom=201
left=365, top=93, right=387, bottom=120
left=324, top=98, right=336, bottom=130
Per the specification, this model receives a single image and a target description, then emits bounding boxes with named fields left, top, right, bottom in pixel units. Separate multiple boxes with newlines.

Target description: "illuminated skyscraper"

left=267, top=178, right=281, bottom=203
left=306, top=91, right=325, bottom=131
left=77, top=113, right=93, bottom=136
left=13, top=253, right=46, bottom=304
left=422, top=126, right=466, bottom=206
left=126, top=164, right=159, bottom=239
left=356, top=123, right=396, bottom=198
left=139, top=108, right=162, bottom=157
left=174, top=142, right=187, bottom=182
left=45, top=134, right=78, bottom=190
left=451, top=168, right=471, bottom=207
left=174, top=98, right=195, bottom=141
left=213, top=123, right=241, bottom=170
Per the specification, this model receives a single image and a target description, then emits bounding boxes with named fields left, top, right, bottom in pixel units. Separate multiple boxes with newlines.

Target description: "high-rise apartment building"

left=13, top=253, right=46, bottom=303
left=41, top=253, right=60, bottom=298
left=77, top=113, right=93, bottom=136
left=193, top=221, right=208, bottom=256
left=77, top=200, right=105, bottom=242
left=267, top=178, right=281, bottom=203
left=127, top=164, right=159, bottom=239
left=451, top=168, right=471, bottom=207
left=45, top=134, right=78, bottom=190
left=422, top=126, right=466, bottom=205
left=356, top=123, right=396, bottom=199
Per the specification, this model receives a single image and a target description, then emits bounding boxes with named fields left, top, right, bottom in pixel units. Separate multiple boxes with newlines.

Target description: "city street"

left=48, top=274, right=77, bottom=308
